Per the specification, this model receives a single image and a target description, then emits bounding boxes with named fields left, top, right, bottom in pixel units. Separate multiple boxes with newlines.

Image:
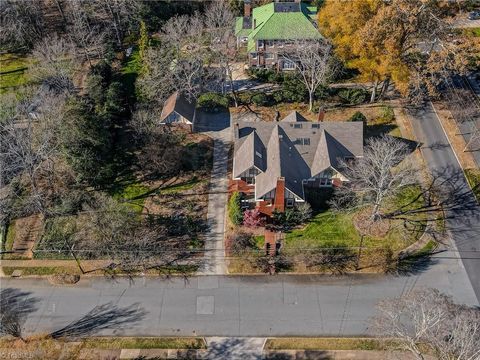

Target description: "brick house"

left=230, top=112, right=364, bottom=216
left=234, top=0, right=322, bottom=71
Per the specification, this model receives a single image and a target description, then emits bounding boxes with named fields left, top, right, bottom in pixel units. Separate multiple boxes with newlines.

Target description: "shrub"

left=338, top=88, right=368, bottom=105
left=228, top=192, right=243, bottom=226
left=272, top=90, right=285, bottom=104
left=251, top=92, right=270, bottom=106
left=197, top=92, right=229, bottom=111
left=349, top=111, right=367, bottom=124
left=243, top=209, right=265, bottom=227
left=238, top=90, right=255, bottom=105
left=248, top=68, right=284, bottom=83
left=267, top=71, right=284, bottom=83
left=295, top=202, right=312, bottom=224
left=271, top=203, right=312, bottom=230
left=378, top=105, right=395, bottom=122
left=314, top=85, right=329, bottom=100
left=280, top=76, right=308, bottom=103
left=226, top=231, right=256, bottom=255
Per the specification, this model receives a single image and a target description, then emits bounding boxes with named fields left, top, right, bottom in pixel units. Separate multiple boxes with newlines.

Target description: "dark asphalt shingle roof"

left=233, top=113, right=363, bottom=200
left=160, top=91, right=196, bottom=123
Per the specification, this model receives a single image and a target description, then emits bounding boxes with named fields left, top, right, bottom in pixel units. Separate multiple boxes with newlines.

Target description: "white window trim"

left=283, top=60, right=295, bottom=70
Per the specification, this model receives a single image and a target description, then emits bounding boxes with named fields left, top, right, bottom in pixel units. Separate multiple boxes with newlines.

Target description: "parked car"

left=468, top=11, right=480, bottom=20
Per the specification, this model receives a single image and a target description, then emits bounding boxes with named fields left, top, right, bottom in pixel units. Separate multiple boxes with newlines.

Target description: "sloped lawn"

left=283, top=185, right=428, bottom=272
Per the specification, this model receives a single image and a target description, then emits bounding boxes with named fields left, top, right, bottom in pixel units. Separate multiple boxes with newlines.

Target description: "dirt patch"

left=353, top=208, right=391, bottom=238
left=48, top=273, right=81, bottom=285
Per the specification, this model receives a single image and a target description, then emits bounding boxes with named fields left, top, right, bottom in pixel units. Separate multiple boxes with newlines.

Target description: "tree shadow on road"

left=50, top=302, right=147, bottom=339
left=0, top=288, right=39, bottom=339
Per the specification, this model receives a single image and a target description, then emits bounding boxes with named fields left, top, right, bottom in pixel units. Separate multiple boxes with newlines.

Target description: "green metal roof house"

left=235, top=0, right=321, bottom=70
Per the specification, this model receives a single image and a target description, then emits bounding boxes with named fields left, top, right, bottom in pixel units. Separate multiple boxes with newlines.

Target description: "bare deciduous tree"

left=204, top=0, right=239, bottom=104
left=0, top=0, right=44, bottom=51
left=91, top=0, right=142, bottom=47
left=282, top=39, right=338, bottom=112
left=66, top=3, right=107, bottom=66
left=332, top=135, right=417, bottom=220
left=30, top=35, right=78, bottom=92
left=373, top=288, right=480, bottom=360
left=0, top=89, right=67, bottom=215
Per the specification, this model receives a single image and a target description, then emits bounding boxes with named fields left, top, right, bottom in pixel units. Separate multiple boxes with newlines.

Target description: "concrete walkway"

left=194, top=110, right=232, bottom=275
left=203, top=337, right=265, bottom=359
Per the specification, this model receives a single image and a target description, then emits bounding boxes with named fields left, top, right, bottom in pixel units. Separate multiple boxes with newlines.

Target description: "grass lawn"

left=285, top=185, right=427, bottom=254
left=1, top=266, right=79, bottom=276
left=265, top=337, right=400, bottom=351
left=111, top=182, right=150, bottom=213
left=0, top=53, right=31, bottom=94
left=157, top=176, right=203, bottom=194
left=464, top=27, right=480, bottom=37
left=0, top=336, right=206, bottom=358
left=121, top=48, right=141, bottom=102
left=4, top=221, right=16, bottom=252
left=465, top=168, right=480, bottom=202
left=82, top=337, right=206, bottom=349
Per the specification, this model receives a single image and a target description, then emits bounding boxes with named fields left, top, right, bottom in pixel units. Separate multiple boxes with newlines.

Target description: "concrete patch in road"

left=197, top=296, right=215, bottom=315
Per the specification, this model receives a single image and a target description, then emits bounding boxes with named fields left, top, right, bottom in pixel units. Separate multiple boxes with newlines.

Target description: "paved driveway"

left=194, top=110, right=231, bottom=274
left=408, top=102, right=480, bottom=301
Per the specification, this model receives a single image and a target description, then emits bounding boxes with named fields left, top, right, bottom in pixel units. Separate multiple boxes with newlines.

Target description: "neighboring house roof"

left=160, top=91, right=196, bottom=124
left=235, top=2, right=322, bottom=52
left=233, top=111, right=364, bottom=200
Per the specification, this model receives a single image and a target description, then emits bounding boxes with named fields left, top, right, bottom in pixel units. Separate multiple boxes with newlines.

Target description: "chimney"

left=274, top=111, right=280, bottom=122
left=244, top=0, right=251, bottom=17
left=234, top=122, right=240, bottom=139
left=273, top=177, right=285, bottom=213
left=317, top=107, right=325, bottom=122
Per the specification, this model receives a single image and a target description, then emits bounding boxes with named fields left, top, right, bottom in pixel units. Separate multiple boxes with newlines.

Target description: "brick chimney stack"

left=234, top=122, right=240, bottom=139
left=273, top=177, right=285, bottom=213
left=244, top=0, right=251, bottom=17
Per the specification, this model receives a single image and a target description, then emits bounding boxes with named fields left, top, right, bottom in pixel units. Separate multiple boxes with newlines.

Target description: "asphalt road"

left=1, top=253, right=477, bottom=338
left=408, top=102, right=480, bottom=301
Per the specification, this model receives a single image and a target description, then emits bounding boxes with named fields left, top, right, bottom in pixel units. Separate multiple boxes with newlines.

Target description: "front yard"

left=226, top=183, right=429, bottom=274
left=283, top=185, right=428, bottom=272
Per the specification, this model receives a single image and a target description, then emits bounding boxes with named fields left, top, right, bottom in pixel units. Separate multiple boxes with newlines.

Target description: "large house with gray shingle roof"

left=230, top=112, right=363, bottom=215
left=235, top=0, right=321, bottom=70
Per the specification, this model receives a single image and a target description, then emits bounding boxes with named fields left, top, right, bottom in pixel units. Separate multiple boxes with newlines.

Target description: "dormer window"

left=255, top=151, right=262, bottom=158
